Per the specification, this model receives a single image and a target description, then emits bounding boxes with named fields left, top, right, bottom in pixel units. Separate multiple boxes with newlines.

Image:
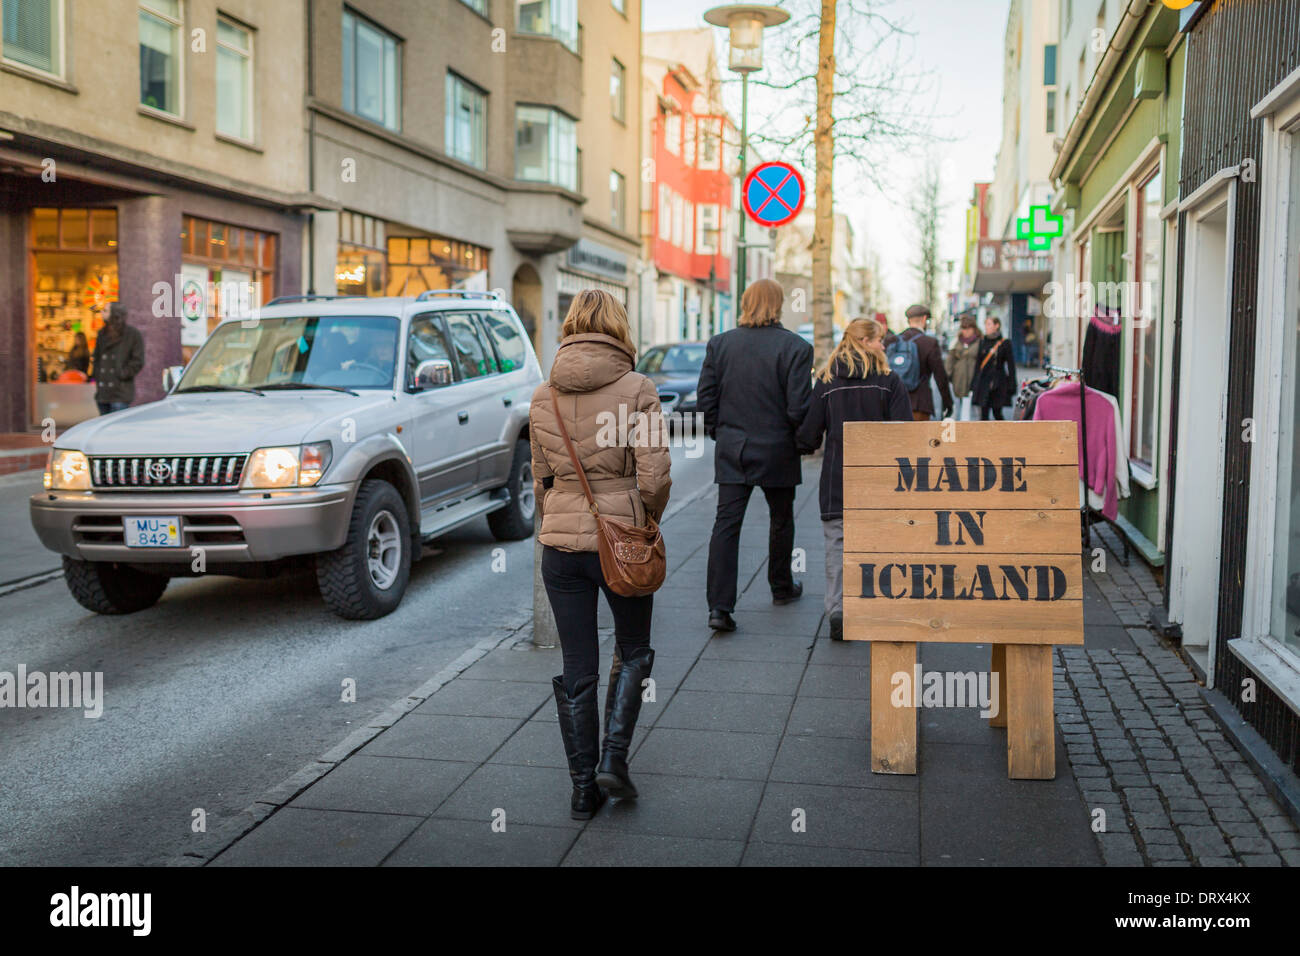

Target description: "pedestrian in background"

left=797, top=318, right=911, bottom=641
left=90, top=302, right=144, bottom=415
left=529, top=290, right=672, bottom=820
left=697, top=278, right=813, bottom=633
left=883, top=304, right=954, bottom=421
left=66, top=331, right=91, bottom=374
left=945, top=314, right=981, bottom=420
left=972, top=315, right=1017, bottom=420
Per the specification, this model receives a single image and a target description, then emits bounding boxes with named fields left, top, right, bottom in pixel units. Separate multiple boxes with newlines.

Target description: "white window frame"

left=698, top=117, right=722, bottom=170
left=610, top=57, right=625, bottom=123
left=609, top=169, right=625, bottom=232
left=2, top=0, right=65, bottom=80
left=445, top=71, right=487, bottom=169
left=697, top=203, right=718, bottom=254
left=342, top=7, right=402, bottom=132
left=1239, top=65, right=1300, bottom=709
left=1124, top=160, right=1164, bottom=488
left=664, top=112, right=680, bottom=156
left=138, top=0, right=184, bottom=118
left=215, top=15, right=254, bottom=143
left=657, top=184, right=671, bottom=242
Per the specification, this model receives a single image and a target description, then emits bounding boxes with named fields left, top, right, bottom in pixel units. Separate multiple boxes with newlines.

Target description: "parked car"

left=636, top=341, right=707, bottom=421
left=30, top=291, right=543, bottom=620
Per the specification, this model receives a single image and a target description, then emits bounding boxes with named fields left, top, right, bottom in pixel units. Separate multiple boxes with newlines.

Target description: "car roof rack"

left=264, top=294, right=363, bottom=306
left=415, top=289, right=502, bottom=301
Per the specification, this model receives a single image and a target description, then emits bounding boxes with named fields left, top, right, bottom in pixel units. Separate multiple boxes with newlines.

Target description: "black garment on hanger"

left=1081, top=310, right=1121, bottom=398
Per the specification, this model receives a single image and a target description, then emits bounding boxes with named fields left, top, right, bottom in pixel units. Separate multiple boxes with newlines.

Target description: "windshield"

left=180, top=315, right=400, bottom=391
left=637, top=344, right=706, bottom=374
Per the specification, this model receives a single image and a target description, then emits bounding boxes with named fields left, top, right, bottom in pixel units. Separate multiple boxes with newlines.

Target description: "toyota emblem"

left=148, top=461, right=174, bottom=482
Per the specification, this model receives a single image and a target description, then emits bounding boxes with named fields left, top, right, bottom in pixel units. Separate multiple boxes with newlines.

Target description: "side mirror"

left=162, top=365, right=185, bottom=392
left=414, top=359, right=453, bottom=390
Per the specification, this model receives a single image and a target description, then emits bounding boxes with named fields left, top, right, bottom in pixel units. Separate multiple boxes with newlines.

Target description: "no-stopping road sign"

left=742, top=161, right=806, bottom=228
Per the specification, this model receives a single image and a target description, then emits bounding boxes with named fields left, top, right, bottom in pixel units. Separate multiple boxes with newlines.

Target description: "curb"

left=186, top=609, right=534, bottom=866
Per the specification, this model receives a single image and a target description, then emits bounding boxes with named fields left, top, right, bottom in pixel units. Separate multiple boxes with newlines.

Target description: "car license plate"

left=123, top=516, right=181, bottom=548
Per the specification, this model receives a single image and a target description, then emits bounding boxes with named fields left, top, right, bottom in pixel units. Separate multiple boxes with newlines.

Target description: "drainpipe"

left=1049, top=0, right=1154, bottom=185
left=306, top=0, right=316, bottom=295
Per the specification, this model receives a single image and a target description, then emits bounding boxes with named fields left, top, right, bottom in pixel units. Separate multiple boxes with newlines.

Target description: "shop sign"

left=566, top=239, right=628, bottom=282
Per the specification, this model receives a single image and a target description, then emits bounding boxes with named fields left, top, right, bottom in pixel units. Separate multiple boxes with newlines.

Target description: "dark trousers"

left=97, top=401, right=128, bottom=415
left=541, top=546, right=652, bottom=695
left=706, top=483, right=796, bottom=614
left=980, top=401, right=1004, bottom=421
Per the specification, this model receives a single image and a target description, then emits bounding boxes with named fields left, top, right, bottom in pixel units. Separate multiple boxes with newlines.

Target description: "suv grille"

left=90, top=455, right=248, bottom=489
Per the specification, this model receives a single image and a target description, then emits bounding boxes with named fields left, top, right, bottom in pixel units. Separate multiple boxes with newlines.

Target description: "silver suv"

left=30, top=291, right=543, bottom=620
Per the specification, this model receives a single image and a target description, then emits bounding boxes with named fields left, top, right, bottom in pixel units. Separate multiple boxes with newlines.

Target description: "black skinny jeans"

left=541, top=546, right=653, bottom=695
left=980, top=402, right=1004, bottom=420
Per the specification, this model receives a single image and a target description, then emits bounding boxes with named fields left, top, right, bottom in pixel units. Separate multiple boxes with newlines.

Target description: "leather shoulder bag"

left=549, top=386, right=666, bottom=597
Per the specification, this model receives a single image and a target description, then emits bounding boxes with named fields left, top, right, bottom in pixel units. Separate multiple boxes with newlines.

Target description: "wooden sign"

left=841, top=421, right=1085, bottom=780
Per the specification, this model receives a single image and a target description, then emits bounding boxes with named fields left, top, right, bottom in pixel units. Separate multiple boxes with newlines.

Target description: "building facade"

left=0, top=0, right=308, bottom=431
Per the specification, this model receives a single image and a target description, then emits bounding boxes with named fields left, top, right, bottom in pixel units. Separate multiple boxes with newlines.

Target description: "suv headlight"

left=45, top=450, right=91, bottom=491
left=242, top=442, right=333, bottom=489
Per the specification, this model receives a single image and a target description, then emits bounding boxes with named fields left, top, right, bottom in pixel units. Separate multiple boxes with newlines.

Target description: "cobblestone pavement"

left=1061, top=532, right=1300, bottom=866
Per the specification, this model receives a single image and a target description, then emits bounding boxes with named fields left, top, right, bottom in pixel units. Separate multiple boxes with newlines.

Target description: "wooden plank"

left=843, top=553, right=1084, bottom=601
left=841, top=599, right=1085, bottom=645
left=988, top=644, right=1007, bottom=728
left=844, top=464, right=1080, bottom=511
left=843, top=420, right=1078, bottom=466
left=871, top=641, right=917, bottom=774
left=844, top=508, right=1081, bottom=554
left=1006, top=644, right=1055, bottom=779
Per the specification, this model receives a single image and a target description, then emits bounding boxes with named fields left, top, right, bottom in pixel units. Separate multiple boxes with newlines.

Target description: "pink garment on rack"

left=1032, top=381, right=1119, bottom=520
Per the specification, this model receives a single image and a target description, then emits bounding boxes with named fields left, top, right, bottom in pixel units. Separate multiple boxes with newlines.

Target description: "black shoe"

left=829, top=610, right=844, bottom=642
left=552, top=675, right=607, bottom=820
left=773, top=581, right=804, bottom=605
left=708, top=609, right=737, bottom=632
left=596, top=646, right=655, bottom=799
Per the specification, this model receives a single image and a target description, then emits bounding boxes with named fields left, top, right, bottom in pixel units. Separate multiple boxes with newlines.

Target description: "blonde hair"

left=738, top=278, right=784, bottom=327
left=817, top=317, right=889, bottom=383
left=561, top=289, right=636, bottom=353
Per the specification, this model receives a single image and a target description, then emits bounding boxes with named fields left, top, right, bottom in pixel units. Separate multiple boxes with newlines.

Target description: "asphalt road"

left=0, top=442, right=716, bottom=866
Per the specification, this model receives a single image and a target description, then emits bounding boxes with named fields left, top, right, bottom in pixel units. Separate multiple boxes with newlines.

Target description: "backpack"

left=886, top=333, right=922, bottom=391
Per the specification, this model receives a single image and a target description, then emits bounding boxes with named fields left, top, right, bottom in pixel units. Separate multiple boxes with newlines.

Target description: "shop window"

left=610, top=58, right=625, bottom=123
left=3, top=0, right=62, bottom=76
left=458, top=0, right=487, bottom=14
left=342, top=7, right=401, bottom=132
left=445, top=72, right=487, bottom=169
left=697, top=204, right=719, bottom=255
left=609, top=169, right=625, bottom=232
left=514, top=105, right=576, bottom=190
left=1130, top=167, right=1162, bottom=470
left=216, top=17, right=253, bottom=141
left=139, top=0, right=182, bottom=116
left=386, top=235, right=488, bottom=296
left=179, top=215, right=278, bottom=339
left=516, top=0, right=577, bottom=53
left=1271, top=131, right=1300, bottom=657
left=699, top=117, right=722, bottom=170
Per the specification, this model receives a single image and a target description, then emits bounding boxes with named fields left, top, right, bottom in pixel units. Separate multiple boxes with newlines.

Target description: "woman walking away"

left=797, top=318, right=911, bottom=641
left=971, top=315, right=1017, bottom=421
left=945, top=314, right=980, bottom=421
left=529, top=289, right=672, bottom=819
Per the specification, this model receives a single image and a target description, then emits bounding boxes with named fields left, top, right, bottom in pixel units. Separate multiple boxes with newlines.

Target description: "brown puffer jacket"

left=530, top=333, right=672, bottom=552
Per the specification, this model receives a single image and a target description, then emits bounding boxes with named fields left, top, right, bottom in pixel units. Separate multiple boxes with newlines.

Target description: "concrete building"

left=304, top=0, right=642, bottom=369
left=0, top=0, right=309, bottom=432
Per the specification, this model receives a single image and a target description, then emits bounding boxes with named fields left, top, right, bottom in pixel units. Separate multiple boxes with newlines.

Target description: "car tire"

left=316, top=479, right=411, bottom=620
left=487, top=438, right=536, bottom=542
left=62, top=556, right=168, bottom=614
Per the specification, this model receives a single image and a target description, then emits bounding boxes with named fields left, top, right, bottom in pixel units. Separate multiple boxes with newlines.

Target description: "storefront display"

left=180, top=215, right=277, bottom=346
left=386, top=234, right=488, bottom=296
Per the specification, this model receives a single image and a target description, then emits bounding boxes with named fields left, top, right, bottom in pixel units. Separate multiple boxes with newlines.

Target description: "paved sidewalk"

left=202, top=459, right=1297, bottom=867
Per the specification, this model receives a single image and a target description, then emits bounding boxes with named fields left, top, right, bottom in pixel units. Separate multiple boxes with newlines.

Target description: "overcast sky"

left=642, top=0, right=1008, bottom=316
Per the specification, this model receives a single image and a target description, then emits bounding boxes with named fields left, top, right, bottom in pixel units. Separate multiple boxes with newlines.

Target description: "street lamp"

left=704, top=4, right=789, bottom=301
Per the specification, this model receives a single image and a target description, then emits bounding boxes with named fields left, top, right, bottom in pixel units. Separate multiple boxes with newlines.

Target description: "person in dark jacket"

left=882, top=304, right=954, bottom=420
left=90, top=302, right=145, bottom=414
left=66, top=332, right=91, bottom=374
left=697, top=278, right=813, bottom=632
left=971, top=315, right=1017, bottom=420
left=797, top=318, right=912, bottom=640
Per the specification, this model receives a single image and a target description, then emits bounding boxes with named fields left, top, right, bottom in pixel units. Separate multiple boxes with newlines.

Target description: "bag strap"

left=549, top=385, right=598, bottom=516
left=979, top=341, right=1001, bottom=372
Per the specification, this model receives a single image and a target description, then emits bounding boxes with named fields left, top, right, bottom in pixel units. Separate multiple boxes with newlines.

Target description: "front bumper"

left=30, top=483, right=355, bottom=564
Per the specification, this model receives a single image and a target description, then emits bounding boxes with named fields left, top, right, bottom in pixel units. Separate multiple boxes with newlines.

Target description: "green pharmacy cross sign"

left=1016, top=205, right=1064, bottom=252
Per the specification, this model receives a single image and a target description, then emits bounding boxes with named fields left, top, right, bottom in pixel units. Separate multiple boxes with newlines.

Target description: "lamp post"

left=704, top=4, right=789, bottom=302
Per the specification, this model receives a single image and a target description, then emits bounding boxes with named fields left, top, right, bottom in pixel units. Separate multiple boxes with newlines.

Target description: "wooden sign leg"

left=870, top=641, right=917, bottom=774
left=1005, top=644, right=1055, bottom=779
left=988, top=644, right=1007, bottom=728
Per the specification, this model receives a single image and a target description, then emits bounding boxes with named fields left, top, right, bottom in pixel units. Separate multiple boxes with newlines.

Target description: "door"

left=405, top=312, right=475, bottom=502
left=1170, top=191, right=1233, bottom=681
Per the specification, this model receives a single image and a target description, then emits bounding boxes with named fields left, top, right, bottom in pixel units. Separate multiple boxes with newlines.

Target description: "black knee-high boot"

left=596, top=646, right=654, bottom=799
left=552, top=674, right=606, bottom=820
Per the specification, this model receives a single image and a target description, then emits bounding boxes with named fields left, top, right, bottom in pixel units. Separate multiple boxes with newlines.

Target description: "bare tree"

left=742, top=0, right=935, bottom=364
left=910, top=157, right=943, bottom=320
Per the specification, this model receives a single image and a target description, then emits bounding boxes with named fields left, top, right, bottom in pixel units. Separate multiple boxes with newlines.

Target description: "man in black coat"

left=696, top=279, right=813, bottom=632
left=90, top=302, right=145, bottom=415
left=882, top=303, right=954, bottom=420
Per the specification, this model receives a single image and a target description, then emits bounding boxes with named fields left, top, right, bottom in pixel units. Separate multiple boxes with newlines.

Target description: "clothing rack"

left=1044, top=363, right=1130, bottom=566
